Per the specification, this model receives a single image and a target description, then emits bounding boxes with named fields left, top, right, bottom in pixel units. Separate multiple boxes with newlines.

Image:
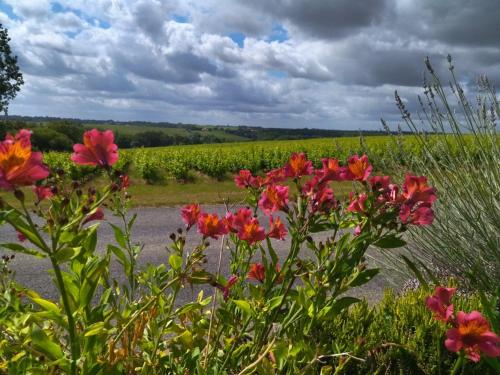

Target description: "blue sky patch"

left=268, top=70, right=288, bottom=79
left=0, top=1, right=20, bottom=20
left=51, top=1, right=110, bottom=29
left=268, top=23, right=289, bottom=43
left=172, top=14, right=189, bottom=23
left=229, top=31, right=245, bottom=48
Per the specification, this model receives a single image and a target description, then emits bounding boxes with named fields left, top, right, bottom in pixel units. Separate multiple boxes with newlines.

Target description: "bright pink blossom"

left=354, top=225, right=362, bottom=236
left=268, top=216, right=287, bottom=240
left=71, top=129, right=118, bottom=167
left=425, top=286, right=456, bottom=322
left=258, top=185, right=289, bottom=215
left=180, top=203, right=201, bottom=229
left=237, top=217, right=266, bottom=245
left=284, top=153, right=313, bottom=179
left=197, top=213, right=228, bottom=239
left=445, top=311, right=500, bottom=362
left=345, top=155, right=372, bottom=181
left=311, top=186, right=336, bottom=213
left=0, top=130, right=49, bottom=190
left=33, top=185, right=53, bottom=201
left=235, top=170, right=259, bottom=189
left=316, top=158, right=347, bottom=182
left=247, top=263, right=266, bottom=282
left=218, top=275, right=238, bottom=300
left=402, top=174, right=437, bottom=205
left=347, top=193, right=368, bottom=213
left=400, top=204, right=435, bottom=225
left=265, top=167, right=287, bottom=184
left=83, top=208, right=104, bottom=225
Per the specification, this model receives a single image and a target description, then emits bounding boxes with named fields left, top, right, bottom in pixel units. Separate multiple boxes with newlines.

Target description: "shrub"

left=381, top=56, right=500, bottom=296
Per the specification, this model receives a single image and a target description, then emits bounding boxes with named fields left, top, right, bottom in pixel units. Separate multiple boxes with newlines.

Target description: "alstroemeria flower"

left=347, top=193, right=368, bottom=213
left=71, top=129, right=118, bottom=167
left=238, top=217, right=266, bottom=245
left=83, top=208, right=105, bottom=225
left=284, top=153, right=313, bottom=179
left=232, top=208, right=253, bottom=229
left=197, top=213, right=228, bottom=239
left=258, top=184, right=289, bottom=215
left=265, top=167, right=287, bottom=184
left=400, top=204, right=435, bottom=226
left=346, top=155, right=372, bottom=181
left=217, top=275, right=238, bottom=301
left=235, top=170, right=259, bottom=189
left=311, top=186, right=336, bottom=213
left=445, top=311, right=500, bottom=362
left=369, top=175, right=391, bottom=191
left=268, top=216, right=287, bottom=240
left=0, top=130, right=49, bottom=190
left=180, top=203, right=201, bottom=229
left=316, top=158, right=347, bottom=182
left=425, top=286, right=456, bottom=322
left=33, top=185, right=54, bottom=201
left=247, top=263, right=266, bottom=283
left=402, top=174, right=437, bottom=205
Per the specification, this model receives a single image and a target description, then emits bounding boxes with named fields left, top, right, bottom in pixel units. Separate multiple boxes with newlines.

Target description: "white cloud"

left=0, top=0, right=498, bottom=129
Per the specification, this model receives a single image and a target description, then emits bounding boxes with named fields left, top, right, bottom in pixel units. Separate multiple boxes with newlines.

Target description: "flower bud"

left=14, top=189, right=25, bottom=203
left=169, top=233, right=176, bottom=241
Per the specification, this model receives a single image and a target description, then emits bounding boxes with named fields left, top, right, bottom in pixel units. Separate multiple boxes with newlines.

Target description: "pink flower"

left=33, top=185, right=53, bottom=201
left=232, top=208, right=253, bottom=229
left=235, top=170, right=259, bottom=189
left=445, top=311, right=500, bottom=362
left=218, top=275, right=238, bottom=301
left=354, top=225, right=362, bottom=236
left=284, top=153, right=313, bottom=179
left=120, top=174, right=130, bottom=190
left=369, top=175, right=391, bottom=191
left=0, top=130, right=49, bottom=190
left=345, top=155, right=372, bottom=181
left=311, top=186, right=336, bottom=213
left=180, top=204, right=201, bottom=229
left=316, top=158, right=347, bottom=182
left=197, top=213, right=228, bottom=239
left=71, top=129, right=118, bottom=167
left=17, top=230, right=26, bottom=242
left=237, top=217, right=266, bottom=245
left=268, top=216, right=287, bottom=240
left=347, top=193, right=368, bottom=213
left=265, top=167, right=287, bottom=185
left=402, top=174, right=437, bottom=205
left=425, top=286, right=456, bottom=322
left=247, top=263, right=266, bottom=283
left=83, top=208, right=104, bottom=225
left=400, top=204, right=435, bottom=226
left=258, top=185, right=289, bottom=215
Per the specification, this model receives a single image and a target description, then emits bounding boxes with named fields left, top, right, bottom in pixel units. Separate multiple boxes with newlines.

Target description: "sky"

left=0, top=0, right=499, bottom=130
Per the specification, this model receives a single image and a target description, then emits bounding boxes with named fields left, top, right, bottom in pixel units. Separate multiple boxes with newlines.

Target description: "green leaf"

left=31, top=297, right=61, bottom=314
left=331, top=296, right=361, bottom=314
left=54, top=247, right=76, bottom=263
left=31, top=326, right=64, bottom=361
left=0, top=243, right=46, bottom=258
left=169, top=254, right=183, bottom=270
left=110, top=223, right=127, bottom=248
left=233, top=299, right=253, bottom=316
left=266, top=295, right=284, bottom=312
left=349, top=268, right=379, bottom=287
left=84, top=322, right=106, bottom=337
left=374, top=235, right=407, bottom=249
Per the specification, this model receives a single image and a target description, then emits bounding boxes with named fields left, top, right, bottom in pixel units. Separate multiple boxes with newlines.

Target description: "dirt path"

left=0, top=206, right=403, bottom=304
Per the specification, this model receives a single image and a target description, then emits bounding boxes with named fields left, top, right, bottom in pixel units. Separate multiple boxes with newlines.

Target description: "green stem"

left=450, top=354, right=464, bottom=375
left=50, top=255, right=80, bottom=375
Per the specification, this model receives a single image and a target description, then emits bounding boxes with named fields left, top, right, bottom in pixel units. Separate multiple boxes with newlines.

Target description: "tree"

left=0, top=24, right=23, bottom=115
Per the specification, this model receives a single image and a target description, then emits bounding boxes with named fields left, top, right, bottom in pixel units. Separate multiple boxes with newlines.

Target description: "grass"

left=0, top=177, right=354, bottom=208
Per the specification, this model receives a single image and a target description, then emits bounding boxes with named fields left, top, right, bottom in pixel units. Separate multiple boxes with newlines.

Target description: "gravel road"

left=0, top=206, right=402, bottom=304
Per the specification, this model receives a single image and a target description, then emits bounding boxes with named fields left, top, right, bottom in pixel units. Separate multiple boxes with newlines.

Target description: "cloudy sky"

left=0, top=0, right=499, bottom=129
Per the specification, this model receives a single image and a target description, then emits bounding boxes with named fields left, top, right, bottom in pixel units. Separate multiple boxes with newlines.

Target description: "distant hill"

left=1, top=115, right=393, bottom=151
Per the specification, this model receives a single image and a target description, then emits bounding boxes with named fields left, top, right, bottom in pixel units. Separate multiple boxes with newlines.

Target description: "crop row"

left=43, top=135, right=476, bottom=182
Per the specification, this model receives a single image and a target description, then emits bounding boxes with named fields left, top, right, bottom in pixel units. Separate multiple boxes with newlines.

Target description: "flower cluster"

left=426, top=286, right=500, bottom=362
left=236, top=152, right=437, bottom=226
